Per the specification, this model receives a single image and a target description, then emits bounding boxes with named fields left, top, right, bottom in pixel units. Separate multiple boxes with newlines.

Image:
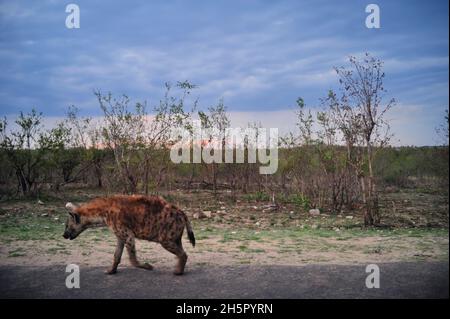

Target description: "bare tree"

left=142, top=81, right=196, bottom=194
left=332, top=53, right=395, bottom=225
left=0, top=109, right=72, bottom=195
left=436, top=109, right=449, bottom=146
left=96, top=81, right=196, bottom=194
left=96, top=91, right=146, bottom=193
left=66, top=105, right=106, bottom=188
left=198, top=99, right=230, bottom=195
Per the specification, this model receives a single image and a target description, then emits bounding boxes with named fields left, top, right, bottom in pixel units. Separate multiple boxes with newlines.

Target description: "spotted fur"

left=63, top=195, right=195, bottom=275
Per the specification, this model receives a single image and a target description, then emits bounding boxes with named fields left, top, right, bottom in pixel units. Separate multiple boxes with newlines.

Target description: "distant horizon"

left=1, top=107, right=447, bottom=148
left=1, top=0, right=448, bottom=146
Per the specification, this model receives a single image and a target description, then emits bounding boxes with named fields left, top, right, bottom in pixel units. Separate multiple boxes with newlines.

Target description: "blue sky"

left=0, top=0, right=448, bottom=145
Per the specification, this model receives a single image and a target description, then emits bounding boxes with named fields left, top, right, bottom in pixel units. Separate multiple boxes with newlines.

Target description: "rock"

left=289, top=211, right=294, bottom=214
left=262, top=203, right=279, bottom=213
left=385, top=186, right=399, bottom=193
left=345, top=215, right=354, bottom=219
left=311, top=224, right=318, bottom=229
left=255, top=222, right=260, bottom=226
left=41, top=213, right=48, bottom=217
left=193, top=212, right=201, bottom=219
left=192, top=210, right=212, bottom=219
left=203, top=211, right=212, bottom=218
left=37, top=200, right=44, bottom=205
left=220, top=206, right=226, bottom=210
left=309, top=209, right=320, bottom=216
left=334, top=227, right=340, bottom=232
left=193, top=211, right=213, bottom=219
left=193, top=212, right=204, bottom=219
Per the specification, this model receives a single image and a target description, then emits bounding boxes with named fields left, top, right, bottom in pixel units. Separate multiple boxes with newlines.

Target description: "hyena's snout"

left=62, top=231, right=72, bottom=239
left=63, top=230, right=78, bottom=240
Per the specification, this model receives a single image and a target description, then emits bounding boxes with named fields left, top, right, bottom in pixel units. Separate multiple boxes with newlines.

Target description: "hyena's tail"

left=183, top=214, right=196, bottom=247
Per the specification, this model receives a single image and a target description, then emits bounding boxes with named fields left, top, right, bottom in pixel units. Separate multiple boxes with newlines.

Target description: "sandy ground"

left=1, top=231, right=447, bottom=270
left=0, top=188, right=448, bottom=270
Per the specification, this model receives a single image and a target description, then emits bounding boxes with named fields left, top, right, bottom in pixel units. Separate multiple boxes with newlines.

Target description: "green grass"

left=1, top=211, right=446, bottom=244
left=201, top=224, right=448, bottom=246
left=277, top=193, right=311, bottom=210
left=46, top=246, right=70, bottom=255
left=237, top=244, right=248, bottom=251
left=0, top=199, right=447, bottom=247
left=0, top=213, right=65, bottom=241
left=236, top=244, right=265, bottom=253
left=8, top=247, right=26, bottom=257
left=241, top=191, right=270, bottom=202
left=248, top=248, right=266, bottom=253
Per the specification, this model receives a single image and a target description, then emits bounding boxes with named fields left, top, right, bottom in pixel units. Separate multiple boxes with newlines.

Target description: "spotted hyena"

left=63, top=195, right=195, bottom=275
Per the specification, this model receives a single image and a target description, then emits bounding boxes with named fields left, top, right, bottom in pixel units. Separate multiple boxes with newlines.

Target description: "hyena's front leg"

left=126, top=236, right=153, bottom=270
left=106, top=237, right=125, bottom=275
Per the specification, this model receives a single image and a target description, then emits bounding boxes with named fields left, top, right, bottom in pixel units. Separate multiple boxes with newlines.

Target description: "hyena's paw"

left=138, top=263, right=154, bottom=270
left=105, top=268, right=118, bottom=275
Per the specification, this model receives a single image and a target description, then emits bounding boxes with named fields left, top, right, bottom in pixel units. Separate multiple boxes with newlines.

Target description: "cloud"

left=0, top=2, right=35, bottom=19
left=384, top=56, right=449, bottom=73
left=0, top=0, right=448, bottom=145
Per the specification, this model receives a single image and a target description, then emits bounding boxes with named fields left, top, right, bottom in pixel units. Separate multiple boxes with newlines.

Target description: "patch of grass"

left=0, top=212, right=65, bottom=241
left=364, top=247, right=382, bottom=254
left=195, top=234, right=210, bottom=240
left=238, top=245, right=248, bottom=252
left=218, top=230, right=264, bottom=243
left=242, top=191, right=270, bottom=202
left=195, top=262, right=210, bottom=267
left=335, top=236, right=353, bottom=241
left=248, top=248, right=266, bottom=253
left=47, top=246, right=70, bottom=255
left=278, top=193, right=311, bottom=210
left=8, top=248, right=26, bottom=257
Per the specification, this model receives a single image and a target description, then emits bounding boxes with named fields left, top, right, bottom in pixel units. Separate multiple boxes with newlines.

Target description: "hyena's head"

left=63, top=202, right=84, bottom=240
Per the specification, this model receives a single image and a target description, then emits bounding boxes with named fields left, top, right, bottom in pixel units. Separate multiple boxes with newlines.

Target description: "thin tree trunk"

left=212, top=163, right=217, bottom=196
left=144, top=157, right=150, bottom=195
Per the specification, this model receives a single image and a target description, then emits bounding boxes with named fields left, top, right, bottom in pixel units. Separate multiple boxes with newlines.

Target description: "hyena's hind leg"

left=161, top=238, right=187, bottom=275
left=126, top=236, right=153, bottom=270
left=106, top=237, right=125, bottom=275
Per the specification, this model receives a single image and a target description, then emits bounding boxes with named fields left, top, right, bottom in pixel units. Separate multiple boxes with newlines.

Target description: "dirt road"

left=0, top=262, right=447, bottom=298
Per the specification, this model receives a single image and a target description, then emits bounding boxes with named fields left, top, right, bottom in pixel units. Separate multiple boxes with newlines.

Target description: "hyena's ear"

left=65, top=202, right=80, bottom=224
left=65, top=202, right=78, bottom=211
